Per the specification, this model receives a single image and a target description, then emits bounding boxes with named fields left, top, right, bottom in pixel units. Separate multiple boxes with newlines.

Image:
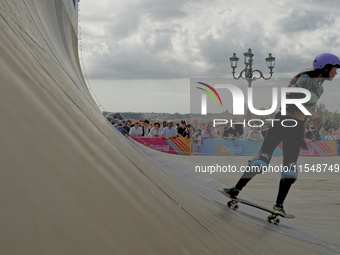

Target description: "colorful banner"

left=132, top=137, right=338, bottom=157
left=132, top=137, right=191, bottom=156
left=197, top=139, right=337, bottom=157
left=296, top=141, right=337, bottom=157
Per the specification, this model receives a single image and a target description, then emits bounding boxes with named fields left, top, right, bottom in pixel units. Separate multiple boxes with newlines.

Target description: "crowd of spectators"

left=191, top=120, right=269, bottom=142
left=107, top=117, right=271, bottom=143
left=107, top=118, right=192, bottom=139
left=305, top=122, right=340, bottom=142
left=107, top=116, right=340, bottom=146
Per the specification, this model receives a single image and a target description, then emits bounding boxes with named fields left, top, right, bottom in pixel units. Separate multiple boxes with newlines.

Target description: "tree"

left=309, top=104, right=340, bottom=129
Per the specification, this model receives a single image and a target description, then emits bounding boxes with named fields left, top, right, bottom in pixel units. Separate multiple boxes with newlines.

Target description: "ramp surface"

left=0, top=1, right=338, bottom=254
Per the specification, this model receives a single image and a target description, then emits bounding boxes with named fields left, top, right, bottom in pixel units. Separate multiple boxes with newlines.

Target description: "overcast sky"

left=79, top=0, right=340, bottom=113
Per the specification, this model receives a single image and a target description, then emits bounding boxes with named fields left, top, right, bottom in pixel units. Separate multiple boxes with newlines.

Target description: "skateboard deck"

left=218, top=189, right=295, bottom=225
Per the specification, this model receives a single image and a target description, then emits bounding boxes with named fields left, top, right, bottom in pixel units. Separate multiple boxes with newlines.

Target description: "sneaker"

left=272, top=203, right=286, bottom=216
left=223, top=186, right=239, bottom=198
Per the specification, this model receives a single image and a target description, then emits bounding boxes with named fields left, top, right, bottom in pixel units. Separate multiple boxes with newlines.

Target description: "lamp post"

left=229, top=48, right=275, bottom=120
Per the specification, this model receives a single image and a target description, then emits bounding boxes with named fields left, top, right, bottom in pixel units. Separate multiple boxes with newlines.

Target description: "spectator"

left=246, top=127, right=264, bottom=141
left=149, top=121, right=162, bottom=138
left=319, top=127, right=327, bottom=141
left=336, top=125, right=340, bottom=141
left=139, top=119, right=145, bottom=135
left=202, top=123, right=213, bottom=138
left=192, top=119, right=198, bottom=133
left=175, top=123, right=180, bottom=131
left=118, top=119, right=130, bottom=136
left=143, top=119, right=150, bottom=137
left=324, top=128, right=337, bottom=142
left=177, top=120, right=187, bottom=137
left=192, top=129, right=203, bottom=155
left=126, top=119, right=132, bottom=129
left=243, top=120, right=252, bottom=139
left=161, top=120, right=178, bottom=139
left=182, top=124, right=192, bottom=138
left=261, top=123, right=270, bottom=138
left=199, top=121, right=205, bottom=129
left=223, top=124, right=239, bottom=140
left=305, top=123, right=321, bottom=142
left=210, top=125, right=217, bottom=138
left=161, top=121, right=167, bottom=130
left=129, top=121, right=143, bottom=137
left=113, top=124, right=119, bottom=129
left=215, top=125, right=224, bottom=138
left=234, top=124, right=244, bottom=138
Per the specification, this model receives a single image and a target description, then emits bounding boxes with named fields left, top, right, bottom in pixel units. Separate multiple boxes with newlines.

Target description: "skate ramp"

left=0, top=1, right=338, bottom=254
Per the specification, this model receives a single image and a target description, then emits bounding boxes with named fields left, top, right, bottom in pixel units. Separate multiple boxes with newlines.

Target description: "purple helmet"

left=313, top=53, right=340, bottom=69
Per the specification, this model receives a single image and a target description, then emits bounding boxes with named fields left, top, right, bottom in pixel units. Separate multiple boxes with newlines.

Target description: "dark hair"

left=289, top=64, right=336, bottom=86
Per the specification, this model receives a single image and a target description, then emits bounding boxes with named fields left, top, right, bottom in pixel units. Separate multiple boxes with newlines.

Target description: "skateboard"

left=218, top=189, right=295, bottom=225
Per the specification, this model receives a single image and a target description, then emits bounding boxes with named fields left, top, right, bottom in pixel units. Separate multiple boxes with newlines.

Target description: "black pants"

left=235, top=112, right=305, bottom=204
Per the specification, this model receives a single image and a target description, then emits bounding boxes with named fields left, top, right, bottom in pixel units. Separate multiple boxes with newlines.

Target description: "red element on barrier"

left=131, top=138, right=191, bottom=155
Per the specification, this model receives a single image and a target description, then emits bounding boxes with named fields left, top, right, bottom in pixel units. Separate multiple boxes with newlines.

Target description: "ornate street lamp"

left=229, top=48, right=275, bottom=119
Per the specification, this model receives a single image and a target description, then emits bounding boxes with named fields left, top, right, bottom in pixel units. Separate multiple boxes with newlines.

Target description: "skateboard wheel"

left=273, top=218, right=280, bottom=225
left=232, top=203, right=239, bottom=210
left=227, top=201, right=232, bottom=208
left=267, top=214, right=272, bottom=223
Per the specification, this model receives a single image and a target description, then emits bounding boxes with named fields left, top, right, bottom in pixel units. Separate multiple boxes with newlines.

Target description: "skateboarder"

left=224, top=53, right=340, bottom=215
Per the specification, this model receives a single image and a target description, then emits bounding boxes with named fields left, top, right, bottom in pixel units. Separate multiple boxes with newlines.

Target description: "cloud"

left=277, top=9, right=336, bottom=33
left=80, top=0, right=340, bottom=81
